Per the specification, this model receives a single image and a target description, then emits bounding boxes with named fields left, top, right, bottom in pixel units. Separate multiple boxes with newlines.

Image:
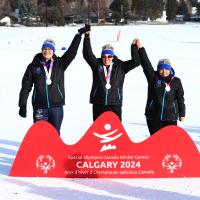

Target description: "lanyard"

left=43, top=59, right=54, bottom=85
left=165, top=76, right=174, bottom=92
left=168, top=76, right=175, bottom=86
left=103, top=63, right=113, bottom=89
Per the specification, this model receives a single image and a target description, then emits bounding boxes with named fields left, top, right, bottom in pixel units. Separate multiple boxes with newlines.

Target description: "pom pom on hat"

left=157, top=59, right=172, bottom=71
left=101, top=44, right=114, bottom=56
left=42, top=39, right=56, bottom=53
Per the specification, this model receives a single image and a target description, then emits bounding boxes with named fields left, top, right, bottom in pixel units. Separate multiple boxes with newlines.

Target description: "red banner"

left=10, top=112, right=200, bottom=178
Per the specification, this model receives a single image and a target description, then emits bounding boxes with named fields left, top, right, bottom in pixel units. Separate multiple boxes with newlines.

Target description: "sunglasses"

left=102, top=55, right=113, bottom=59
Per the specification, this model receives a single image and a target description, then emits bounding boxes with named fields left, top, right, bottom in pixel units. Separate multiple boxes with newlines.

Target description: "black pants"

left=146, top=118, right=177, bottom=135
left=33, top=106, right=63, bottom=135
left=93, top=104, right=122, bottom=121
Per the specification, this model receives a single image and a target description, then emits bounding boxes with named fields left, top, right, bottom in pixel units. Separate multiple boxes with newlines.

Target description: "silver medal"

left=106, top=83, right=111, bottom=89
left=43, top=59, right=54, bottom=86
left=165, top=85, right=170, bottom=92
left=46, top=78, right=52, bottom=85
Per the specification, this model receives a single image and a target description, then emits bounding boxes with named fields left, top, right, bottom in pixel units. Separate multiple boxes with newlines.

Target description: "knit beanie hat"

left=42, top=39, right=55, bottom=53
left=101, top=44, right=114, bottom=56
left=157, top=59, right=172, bottom=71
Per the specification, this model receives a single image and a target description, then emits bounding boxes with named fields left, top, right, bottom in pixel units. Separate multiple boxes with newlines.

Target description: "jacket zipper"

left=33, top=88, right=36, bottom=102
left=173, top=102, right=176, bottom=113
left=147, top=100, right=153, bottom=111
left=57, top=84, right=63, bottom=99
left=105, top=89, right=108, bottom=105
left=93, top=86, right=98, bottom=98
left=117, top=88, right=121, bottom=100
left=45, top=81, right=50, bottom=108
left=160, top=90, right=166, bottom=120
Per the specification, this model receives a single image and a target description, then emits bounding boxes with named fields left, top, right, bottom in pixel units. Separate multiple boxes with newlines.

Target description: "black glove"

left=78, top=24, right=91, bottom=35
left=19, top=106, right=27, bottom=118
left=85, top=24, right=91, bottom=32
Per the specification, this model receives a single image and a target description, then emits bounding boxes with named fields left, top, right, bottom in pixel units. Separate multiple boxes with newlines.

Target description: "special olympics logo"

left=36, top=155, right=56, bottom=174
left=162, top=154, right=182, bottom=174
left=93, top=123, right=123, bottom=152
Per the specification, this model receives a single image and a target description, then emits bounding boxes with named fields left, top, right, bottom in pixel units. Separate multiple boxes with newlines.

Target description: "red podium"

left=10, top=112, right=200, bottom=178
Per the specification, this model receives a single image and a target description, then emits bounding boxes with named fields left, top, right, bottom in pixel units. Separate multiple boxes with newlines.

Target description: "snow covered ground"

left=0, top=23, right=200, bottom=199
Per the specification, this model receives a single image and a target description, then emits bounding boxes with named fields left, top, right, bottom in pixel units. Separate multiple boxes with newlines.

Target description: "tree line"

left=1, top=0, right=200, bottom=26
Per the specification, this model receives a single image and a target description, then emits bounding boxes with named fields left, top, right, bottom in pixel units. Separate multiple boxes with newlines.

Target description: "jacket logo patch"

left=34, top=67, right=42, bottom=74
left=98, top=65, right=103, bottom=72
left=156, top=80, right=162, bottom=87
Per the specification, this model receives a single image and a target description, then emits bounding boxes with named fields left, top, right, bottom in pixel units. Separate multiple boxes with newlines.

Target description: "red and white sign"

left=9, top=112, right=200, bottom=178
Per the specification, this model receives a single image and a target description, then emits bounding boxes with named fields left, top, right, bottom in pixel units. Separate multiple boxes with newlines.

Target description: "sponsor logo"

left=36, top=155, right=56, bottom=174
left=162, top=154, right=182, bottom=174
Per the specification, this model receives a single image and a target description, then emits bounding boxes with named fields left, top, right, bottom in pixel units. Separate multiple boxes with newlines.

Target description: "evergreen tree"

left=131, top=0, right=160, bottom=20
left=19, top=0, right=37, bottom=18
left=177, top=0, right=188, bottom=15
left=197, top=2, right=200, bottom=15
left=166, top=0, right=178, bottom=21
left=110, top=0, right=130, bottom=20
left=146, top=0, right=160, bottom=20
left=9, top=0, right=19, bottom=11
left=189, top=0, right=198, bottom=7
left=38, top=0, right=65, bottom=26
left=131, top=0, right=146, bottom=20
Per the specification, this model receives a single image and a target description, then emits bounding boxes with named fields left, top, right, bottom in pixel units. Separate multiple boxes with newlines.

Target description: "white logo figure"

left=93, top=123, right=123, bottom=152
left=162, top=154, right=182, bottom=174
left=36, top=155, right=56, bottom=174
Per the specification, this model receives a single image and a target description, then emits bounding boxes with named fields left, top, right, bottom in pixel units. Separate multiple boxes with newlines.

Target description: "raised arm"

left=60, top=25, right=90, bottom=70
left=122, top=41, right=141, bottom=74
left=135, top=39, right=155, bottom=83
left=60, top=33, right=82, bottom=70
left=83, top=29, right=99, bottom=71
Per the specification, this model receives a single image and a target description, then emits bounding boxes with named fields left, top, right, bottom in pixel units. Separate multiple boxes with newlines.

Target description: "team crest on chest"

left=34, top=67, right=42, bottom=74
left=156, top=80, right=162, bottom=87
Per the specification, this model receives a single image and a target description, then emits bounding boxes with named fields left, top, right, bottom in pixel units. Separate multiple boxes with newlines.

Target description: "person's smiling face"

left=42, top=48, right=53, bottom=61
left=159, top=68, right=170, bottom=78
left=102, top=54, right=113, bottom=66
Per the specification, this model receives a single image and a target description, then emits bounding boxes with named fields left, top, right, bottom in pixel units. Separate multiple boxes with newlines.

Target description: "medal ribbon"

left=165, top=76, right=175, bottom=91
left=103, top=63, right=113, bottom=86
left=43, top=59, right=54, bottom=82
left=168, top=76, right=175, bottom=87
left=165, top=76, right=175, bottom=87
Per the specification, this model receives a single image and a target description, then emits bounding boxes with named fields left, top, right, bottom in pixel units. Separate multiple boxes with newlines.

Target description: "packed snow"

left=0, top=23, right=200, bottom=199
